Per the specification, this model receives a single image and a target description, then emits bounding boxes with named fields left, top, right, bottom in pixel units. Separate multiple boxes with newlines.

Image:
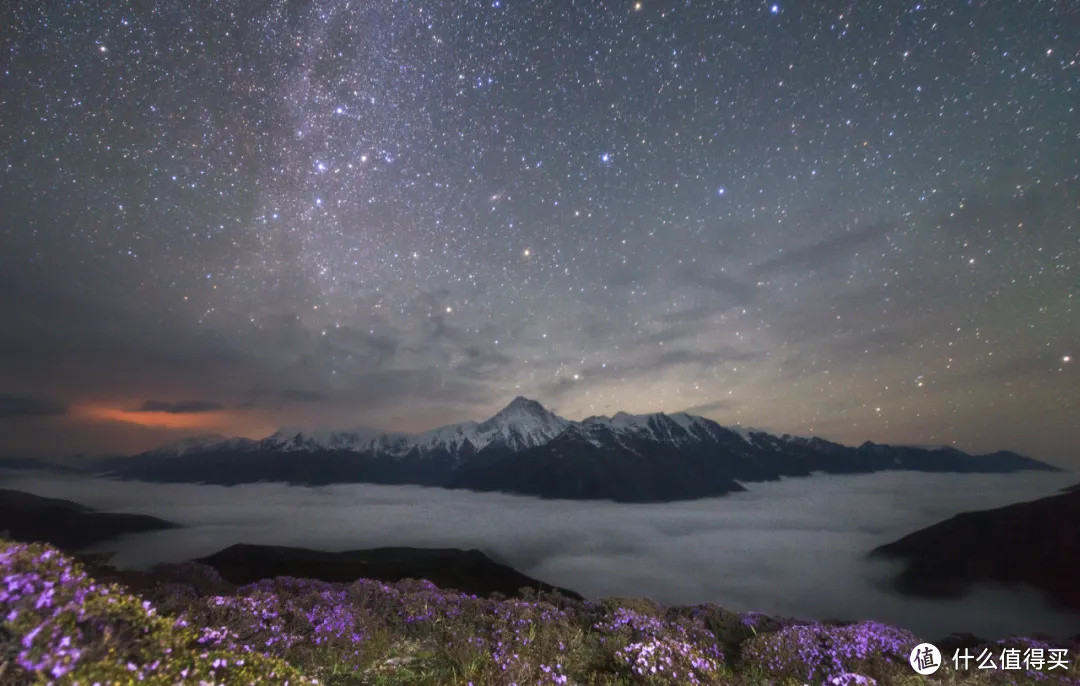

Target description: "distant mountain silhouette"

left=93, top=397, right=1061, bottom=502
left=0, top=456, right=81, bottom=471
left=872, top=483, right=1080, bottom=611
left=0, top=488, right=178, bottom=551
left=193, top=543, right=582, bottom=600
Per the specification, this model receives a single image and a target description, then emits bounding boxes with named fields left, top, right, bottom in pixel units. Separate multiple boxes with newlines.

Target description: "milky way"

left=0, top=1, right=1077, bottom=464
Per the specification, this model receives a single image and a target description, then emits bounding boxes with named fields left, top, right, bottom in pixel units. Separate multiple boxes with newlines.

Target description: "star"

left=0, top=0, right=1073, bottom=470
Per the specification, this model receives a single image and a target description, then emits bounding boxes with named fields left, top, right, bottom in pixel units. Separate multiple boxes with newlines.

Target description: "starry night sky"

left=1, top=1, right=1077, bottom=466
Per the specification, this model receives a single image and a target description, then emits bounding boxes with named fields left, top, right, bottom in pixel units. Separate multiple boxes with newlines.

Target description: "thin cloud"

left=678, top=264, right=760, bottom=303
left=134, top=400, right=224, bottom=414
left=752, top=223, right=889, bottom=276
left=538, top=345, right=761, bottom=400
left=0, top=395, right=69, bottom=418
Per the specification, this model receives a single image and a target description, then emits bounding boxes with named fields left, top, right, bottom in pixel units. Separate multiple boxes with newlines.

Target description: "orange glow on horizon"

left=73, top=403, right=272, bottom=439
left=78, top=404, right=224, bottom=429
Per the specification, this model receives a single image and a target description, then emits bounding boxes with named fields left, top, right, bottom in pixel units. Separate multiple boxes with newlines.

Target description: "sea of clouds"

left=1, top=468, right=1077, bottom=640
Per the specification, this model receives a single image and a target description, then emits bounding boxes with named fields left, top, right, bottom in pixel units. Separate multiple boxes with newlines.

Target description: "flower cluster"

left=348, top=576, right=582, bottom=684
left=1, top=545, right=89, bottom=679
left=593, top=606, right=726, bottom=683
left=177, top=577, right=378, bottom=679
left=740, top=611, right=770, bottom=631
left=7, top=535, right=1080, bottom=686
left=828, top=672, right=879, bottom=685
left=0, top=539, right=315, bottom=684
left=478, top=598, right=574, bottom=683
left=176, top=573, right=585, bottom=683
left=741, top=619, right=918, bottom=684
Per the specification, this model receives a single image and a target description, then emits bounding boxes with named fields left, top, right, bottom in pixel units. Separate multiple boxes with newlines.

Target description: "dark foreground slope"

left=195, top=542, right=582, bottom=599
left=0, top=488, right=178, bottom=551
left=872, top=483, right=1080, bottom=610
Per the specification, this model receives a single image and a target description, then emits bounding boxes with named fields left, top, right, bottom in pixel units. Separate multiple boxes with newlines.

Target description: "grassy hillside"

left=1, top=537, right=1077, bottom=684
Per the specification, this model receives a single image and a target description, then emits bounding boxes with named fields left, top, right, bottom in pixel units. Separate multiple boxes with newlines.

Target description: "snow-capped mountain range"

left=106, top=396, right=1060, bottom=502
left=263, top=396, right=572, bottom=456
left=146, top=397, right=756, bottom=459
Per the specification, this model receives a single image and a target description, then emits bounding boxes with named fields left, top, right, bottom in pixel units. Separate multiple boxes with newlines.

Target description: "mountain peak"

left=486, top=396, right=560, bottom=425
left=497, top=396, right=549, bottom=417
left=471, top=396, right=570, bottom=450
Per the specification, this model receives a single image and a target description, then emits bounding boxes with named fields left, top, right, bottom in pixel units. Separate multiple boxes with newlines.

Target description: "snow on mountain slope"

left=143, top=434, right=258, bottom=457
left=728, top=425, right=757, bottom=443
left=407, top=396, right=571, bottom=454
left=582, top=410, right=725, bottom=446
left=474, top=396, right=572, bottom=446
left=141, top=397, right=773, bottom=460
left=262, top=426, right=405, bottom=453
left=584, top=412, right=659, bottom=442
left=254, top=396, right=572, bottom=458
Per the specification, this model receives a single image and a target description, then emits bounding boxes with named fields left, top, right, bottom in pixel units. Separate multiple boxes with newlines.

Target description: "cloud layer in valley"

left=1, top=469, right=1076, bottom=641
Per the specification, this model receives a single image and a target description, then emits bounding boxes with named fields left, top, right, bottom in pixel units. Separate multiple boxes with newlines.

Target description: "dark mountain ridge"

left=193, top=543, right=583, bottom=600
left=0, top=488, right=178, bottom=551
left=92, top=397, right=1061, bottom=502
left=872, top=483, right=1080, bottom=610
